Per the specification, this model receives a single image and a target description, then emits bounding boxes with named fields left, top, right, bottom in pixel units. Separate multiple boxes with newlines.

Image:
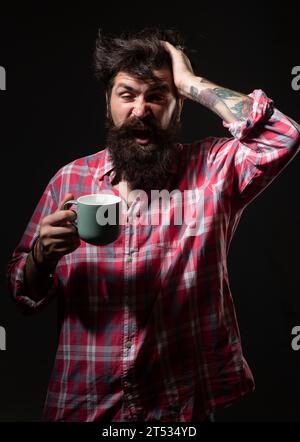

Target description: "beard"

left=106, top=109, right=181, bottom=192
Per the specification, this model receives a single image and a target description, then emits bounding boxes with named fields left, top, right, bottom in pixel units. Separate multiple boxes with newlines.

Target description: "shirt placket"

left=121, top=199, right=144, bottom=421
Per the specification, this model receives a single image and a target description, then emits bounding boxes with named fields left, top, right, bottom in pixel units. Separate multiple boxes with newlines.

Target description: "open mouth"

left=132, top=129, right=151, bottom=145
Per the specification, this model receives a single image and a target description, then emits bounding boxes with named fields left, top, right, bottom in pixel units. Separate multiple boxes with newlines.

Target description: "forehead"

left=112, top=68, right=175, bottom=93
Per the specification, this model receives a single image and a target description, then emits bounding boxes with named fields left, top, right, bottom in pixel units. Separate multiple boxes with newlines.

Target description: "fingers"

left=42, top=193, right=77, bottom=225
left=161, top=40, right=172, bottom=48
left=42, top=209, right=77, bottom=227
left=37, top=193, right=81, bottom=264
left=42, top=234, right=80, bottom=249
left=57, top=193, right=75, bottom=211
left=161, top=40, right=174, bottom=56
left=38, top=235, right=81, bottom=262
left=38, top=223, right=80, bottom=257
left=161, top=40, right=181, bottom=54
left=40, top=224, right=78, bottom=239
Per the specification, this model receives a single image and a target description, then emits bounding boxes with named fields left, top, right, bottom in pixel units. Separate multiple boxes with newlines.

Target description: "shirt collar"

left=98, top=148, right=115, bottom=181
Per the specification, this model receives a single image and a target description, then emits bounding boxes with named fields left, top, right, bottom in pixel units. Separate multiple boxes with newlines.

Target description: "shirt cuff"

left=13, top=253, right=60, bottom=313
left=223, top=89, right=275, bottom=140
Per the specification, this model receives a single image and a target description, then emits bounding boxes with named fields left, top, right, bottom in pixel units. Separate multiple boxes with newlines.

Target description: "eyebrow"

left=116, top=82, right=171, bottom=94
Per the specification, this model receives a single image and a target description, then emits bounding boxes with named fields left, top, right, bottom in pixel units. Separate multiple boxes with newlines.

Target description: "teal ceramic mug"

left=64, top=193, right=122, bottom=246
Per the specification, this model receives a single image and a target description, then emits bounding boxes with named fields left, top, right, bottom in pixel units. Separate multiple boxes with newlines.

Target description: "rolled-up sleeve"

left=7, top=182, right=61, bottom=314
left=209, top=89, right=300, bottom=208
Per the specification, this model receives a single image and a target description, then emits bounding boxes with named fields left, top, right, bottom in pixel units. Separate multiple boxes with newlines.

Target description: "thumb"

left=57, top=193, right=75, bottom=212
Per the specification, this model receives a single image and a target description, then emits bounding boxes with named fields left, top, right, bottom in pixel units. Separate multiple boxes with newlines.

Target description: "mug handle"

left=63, top=199, right=78, bottom=210
left=63, top=200, right=78, bottom=228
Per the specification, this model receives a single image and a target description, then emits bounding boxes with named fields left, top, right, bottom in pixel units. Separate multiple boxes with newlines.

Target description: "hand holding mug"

left=35, top=193, right=81, bottom=268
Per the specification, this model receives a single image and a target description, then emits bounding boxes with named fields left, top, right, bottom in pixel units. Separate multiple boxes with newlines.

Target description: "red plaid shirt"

left=7, top=90, right=300, bottom=421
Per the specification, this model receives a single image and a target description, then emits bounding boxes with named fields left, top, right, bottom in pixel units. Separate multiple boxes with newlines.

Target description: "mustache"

left=108, top=115, right=160, bottom=139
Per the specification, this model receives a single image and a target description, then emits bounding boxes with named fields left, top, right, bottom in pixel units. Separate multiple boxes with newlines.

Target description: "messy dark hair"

left=93, top=27, right=198, bottom=99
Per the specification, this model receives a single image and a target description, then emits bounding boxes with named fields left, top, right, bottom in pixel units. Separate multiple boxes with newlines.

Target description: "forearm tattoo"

left=230, top=99, right=253, bottom=120
left=189, top=85, right=253, bottom=121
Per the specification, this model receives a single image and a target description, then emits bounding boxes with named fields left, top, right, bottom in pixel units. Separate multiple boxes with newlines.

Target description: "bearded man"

left=7, top=28, right=300, bottom=422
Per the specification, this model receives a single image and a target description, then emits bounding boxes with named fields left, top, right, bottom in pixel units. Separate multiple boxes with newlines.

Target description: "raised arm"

left=162, top=40, right=300, bottom=209
left=162, top=40, right=253, bottom=124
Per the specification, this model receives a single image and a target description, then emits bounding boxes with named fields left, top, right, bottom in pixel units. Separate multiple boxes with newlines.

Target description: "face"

left=105, top=67, right=183, bottom=191
left=108, top=68, right=182, bottom=142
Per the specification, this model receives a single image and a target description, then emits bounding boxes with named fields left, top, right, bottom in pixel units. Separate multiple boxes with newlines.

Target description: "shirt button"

left=125, top=340, right=132, bottom=348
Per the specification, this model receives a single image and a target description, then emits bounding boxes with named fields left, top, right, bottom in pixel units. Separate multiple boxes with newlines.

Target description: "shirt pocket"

left=152, top=240, right=180, bottom=252
left=147, top=241, right=183, bottom=289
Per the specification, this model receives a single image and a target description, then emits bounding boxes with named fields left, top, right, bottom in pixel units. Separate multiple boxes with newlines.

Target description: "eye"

left=120, top=93, right=134, bottom=101
left=148, top=94, right=165, bottom=102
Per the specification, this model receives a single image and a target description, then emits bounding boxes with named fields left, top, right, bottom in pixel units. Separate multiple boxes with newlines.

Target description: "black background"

left=0, top=2, right=299, bottom=422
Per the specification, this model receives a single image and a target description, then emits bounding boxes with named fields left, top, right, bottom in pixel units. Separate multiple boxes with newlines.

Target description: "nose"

left=132, top=97, right=150, bottom=119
